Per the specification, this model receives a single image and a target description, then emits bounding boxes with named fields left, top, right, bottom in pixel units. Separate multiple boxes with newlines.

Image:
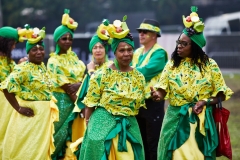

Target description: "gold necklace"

left=38, top=66, right=53, bottom=90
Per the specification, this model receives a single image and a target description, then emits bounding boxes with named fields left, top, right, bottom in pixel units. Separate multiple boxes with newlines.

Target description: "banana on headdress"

left=27, top=27, right=46, bottom=44
left=96, top=19, right=112, bottom=41
left=61, top=9, right=78, bottom=30
left=17, top=24, right=34, bottom=42
left=108, top=15, right=130, bottom=39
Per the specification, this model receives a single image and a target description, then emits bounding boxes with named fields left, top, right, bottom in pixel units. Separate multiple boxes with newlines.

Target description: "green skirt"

left=51, top=92, right=76, bottom=159
left=158, top=105, right=218, bottom=160
left=79, top=107, right=145, bottom=160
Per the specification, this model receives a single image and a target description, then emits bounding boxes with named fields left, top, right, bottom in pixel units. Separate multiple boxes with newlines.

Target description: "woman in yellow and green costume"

left=74, top=20, right=113, bottom=111
left=73, top=21, right=113, bottom=151
left=0, top=27, right=59, bottom=159
left=47, top=9, right=86, bottom=160
left=87, top=19, right=113, bottom=74
left=0, top=26, right=27, bottom=158
left=79, top=18, right=145, bottom=160
left=150, top=6, right=233, bottom=160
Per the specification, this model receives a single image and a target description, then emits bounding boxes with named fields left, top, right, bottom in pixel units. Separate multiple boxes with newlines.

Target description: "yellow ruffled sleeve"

left=47, top=55, right=70, bottom=87
left=0, top=64, right=26, bottom=93
left=81, top=69, right=103, bottom=107
left=209, top=59, right=233, bottom=100
left=154, top=60, right=172, bottom=99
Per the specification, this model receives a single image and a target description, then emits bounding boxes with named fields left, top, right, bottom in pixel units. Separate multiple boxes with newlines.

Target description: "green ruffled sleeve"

left=154, top=60, right=173, bottom=99
left=136, top=49, right=167, bottom=82
left=209, top=59, right=233, bottom=100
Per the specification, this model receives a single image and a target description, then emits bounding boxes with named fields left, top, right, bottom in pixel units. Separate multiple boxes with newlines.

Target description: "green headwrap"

left=89, top=35, right=108, bottom=53
left=89, top=34, right=109, bottom=62
left=26, top=41, right=45, bottom=54
left=0, top=26, right=19, bottom=41
left=53, top=25, right=73, bottom=54
left=183, top=28, right=206, bottom=48
left=111, top=38, right=134, bottom=54
left=111, top=37, right=134, bottom=70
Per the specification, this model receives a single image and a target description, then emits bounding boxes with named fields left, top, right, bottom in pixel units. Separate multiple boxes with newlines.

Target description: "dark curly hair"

left=125, top=33, right=134, bottom=41
left=171, top=33, right=209, bottom=73
left=0, top=36, right=16, bottom=63
left=101, top=39, right=109, bottom=46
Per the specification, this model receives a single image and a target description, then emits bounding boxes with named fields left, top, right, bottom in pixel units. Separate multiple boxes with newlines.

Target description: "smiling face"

left=115, top=42, right=133, bottom=67
left=92, top=42, right=105, bottom=61
left=57, top=32, right=73, bottom=53
left=28, top=45, right=45, bottom=65
left=176, top=33, right=192, bottom=58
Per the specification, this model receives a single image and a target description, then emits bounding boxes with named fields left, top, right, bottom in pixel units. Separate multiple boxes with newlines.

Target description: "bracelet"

left=89, top=72, right=94, bottom=76
left=88, top=69, right=95, bottom=73
left=206, top=98, right=213, bottom=106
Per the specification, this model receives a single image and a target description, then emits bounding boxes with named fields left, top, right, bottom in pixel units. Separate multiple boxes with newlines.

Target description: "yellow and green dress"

left=75, top=60, right=113, bottom=110
left=0, top=56, right=16, bottom=157
left=71, top=61, right=113, bottom=155
left=79, top=67, right=146, bottom=160
left=47, top=50, right=86, bottom=159
left=0, top=61, right=59, bottom=160
left=155, top=58, right=233, bottom=160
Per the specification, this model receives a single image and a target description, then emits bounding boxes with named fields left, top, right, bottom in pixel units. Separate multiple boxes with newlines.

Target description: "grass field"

left=217, top=73, right=240, bottom=160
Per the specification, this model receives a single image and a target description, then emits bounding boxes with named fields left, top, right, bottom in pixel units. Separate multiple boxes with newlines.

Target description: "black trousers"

left=136, top=99, right=165, bottom=160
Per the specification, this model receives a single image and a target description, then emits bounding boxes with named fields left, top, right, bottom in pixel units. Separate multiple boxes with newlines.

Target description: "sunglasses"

left=176, top=40, right=191, bottom=47
left=61, top=37, right=73, bottom=41
left=138, top=30, right=148, bottom=34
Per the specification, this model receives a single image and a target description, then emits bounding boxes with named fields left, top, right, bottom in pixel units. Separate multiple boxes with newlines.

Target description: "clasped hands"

left=150, top=86, right=162, bottom=101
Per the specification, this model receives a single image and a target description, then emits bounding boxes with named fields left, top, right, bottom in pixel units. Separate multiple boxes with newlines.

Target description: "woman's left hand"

left=192, top=100, right=206, bottom=115
left=67, top=83, right=81, bottom=94
left=18, top=57, right=28, bottom=64
left=150, top=87, right=162, bottom=101
left=87, top=61, right=95, bottom=70
left=69, top=91, right=77, bottom=102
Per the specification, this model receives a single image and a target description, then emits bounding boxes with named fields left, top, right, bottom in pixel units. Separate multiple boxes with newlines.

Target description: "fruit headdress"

left=25, top=26, right=46, bottom=53
left=17, top=24, right=46, bottom=44
left=182, top=6, right=206, bottom=48
left=96, top=15, right=130, bottom=43
left=61, top=9, right=78, bottom=30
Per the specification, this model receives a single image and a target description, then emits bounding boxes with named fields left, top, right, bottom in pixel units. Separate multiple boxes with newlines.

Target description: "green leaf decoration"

left=64, top=9, right=70, bottom=14
left=122, top=15, right=127, bottom=22
left=191, top=6, right=198, bottom=13
left=108, top=38, right=113, bottom=45
left=102, top=19, right=110, bottom=26
left=41, top=27, right=46, bottom=31
left=193, top=21, right=204, bottom=32
left=24, top=24, right=30, bottom=29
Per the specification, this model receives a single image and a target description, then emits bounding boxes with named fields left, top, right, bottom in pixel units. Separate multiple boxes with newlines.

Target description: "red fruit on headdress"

left=116, top=27, right=123, bottom=33
left=186, top=16, right=191, bottom=22
left=69, top=18, right=74, bottom=24
left=31, top=34, right=37, bottom=38
left=101, top=29, right=106, bottom=34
